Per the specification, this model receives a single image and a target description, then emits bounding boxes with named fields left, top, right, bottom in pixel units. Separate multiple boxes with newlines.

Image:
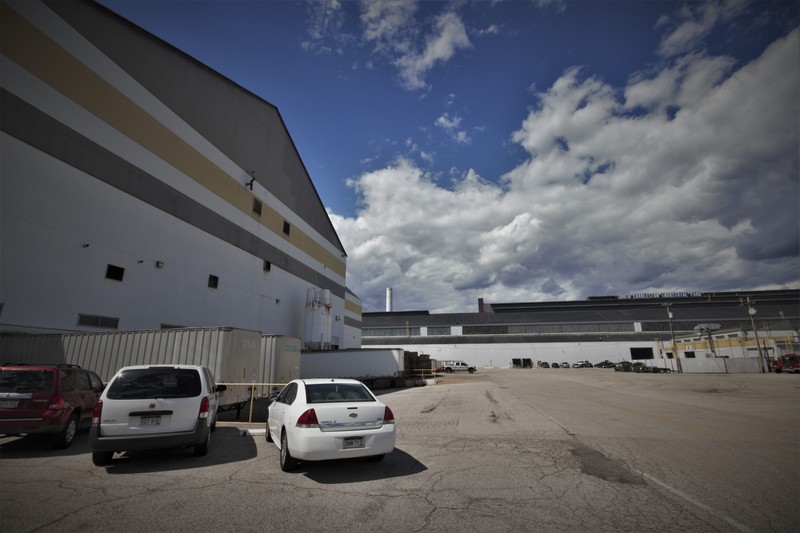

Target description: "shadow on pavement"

left=281, top=448, right=427, bottom=484
left=99, top=427, right=257, bottom=474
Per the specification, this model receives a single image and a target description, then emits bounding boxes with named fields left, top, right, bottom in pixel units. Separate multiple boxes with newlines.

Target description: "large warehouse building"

left=362, top=290, right=800, bottom=372
left=0, top=0, right=362, bottom=349
left=2, top=2, right=797, bottom=376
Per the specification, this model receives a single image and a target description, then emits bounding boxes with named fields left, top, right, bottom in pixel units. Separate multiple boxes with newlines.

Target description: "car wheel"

left=468, top=368, right=475, bottom=374
left=92, top=451, right=113, bottom=466
left=53, top=413, right=79, bottom=450
left=280, top=431, right=298, bottom=472
left=194, top=431, right=210, bottom=456
left=445, top=368, right=452, bottom=373
left=265, top=421, right=273, bottom=443
left=210, top=416, right=217, bottom=433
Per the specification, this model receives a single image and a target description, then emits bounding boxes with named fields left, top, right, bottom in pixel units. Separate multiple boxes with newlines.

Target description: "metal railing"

left=217, top=382, right=286, bottom=423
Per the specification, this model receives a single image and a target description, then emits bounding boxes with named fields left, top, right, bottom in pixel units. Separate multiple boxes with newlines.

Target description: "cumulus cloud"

left=332, top=25, right=799, bottom=313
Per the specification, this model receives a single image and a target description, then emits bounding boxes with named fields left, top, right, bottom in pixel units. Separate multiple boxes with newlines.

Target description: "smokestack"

left=478, top=298, right=485, bottom=313
left=386, top=287, right=393, bottom=312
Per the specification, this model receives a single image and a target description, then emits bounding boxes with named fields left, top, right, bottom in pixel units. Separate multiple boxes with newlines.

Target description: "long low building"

left=361, top=290, right=800, bottom=371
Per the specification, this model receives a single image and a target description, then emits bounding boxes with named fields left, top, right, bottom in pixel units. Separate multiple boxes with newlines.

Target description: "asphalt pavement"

left=1, top=368, right=797, bottom=532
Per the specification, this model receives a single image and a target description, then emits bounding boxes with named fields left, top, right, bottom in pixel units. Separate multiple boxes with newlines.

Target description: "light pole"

left=694, top=323, right=721, bottom=359
left=746, top=297, right=766, bottom=372
left=665, top=303, right=682, bottom=373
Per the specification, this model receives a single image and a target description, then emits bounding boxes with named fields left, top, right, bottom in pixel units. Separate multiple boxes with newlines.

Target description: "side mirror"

left=215, top=384, right=227, bottom=393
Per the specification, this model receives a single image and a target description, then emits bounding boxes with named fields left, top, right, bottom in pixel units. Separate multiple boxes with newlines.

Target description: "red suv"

left=0, top=363, right=104, bottom=449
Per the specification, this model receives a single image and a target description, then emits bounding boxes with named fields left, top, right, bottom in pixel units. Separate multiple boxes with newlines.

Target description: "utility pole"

left=665, top=303, right=682, bottom=373
left=746, top=296, right=766, bottom=373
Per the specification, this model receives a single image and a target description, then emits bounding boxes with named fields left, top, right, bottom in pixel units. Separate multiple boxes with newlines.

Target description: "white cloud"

left=360, top=0, right=417, bottom=53
left=657, top=0, right=749, bottom=57
left=394, top=11, right=471, bottom=90
left=435, top=112, right=471, bottom=144
left=301, top=0, right=351, bottom=54
left=332, top=27, right=799, bottom=313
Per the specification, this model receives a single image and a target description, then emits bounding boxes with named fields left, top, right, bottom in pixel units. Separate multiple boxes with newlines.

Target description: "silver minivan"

left=90, top=365, right=226, bottom=466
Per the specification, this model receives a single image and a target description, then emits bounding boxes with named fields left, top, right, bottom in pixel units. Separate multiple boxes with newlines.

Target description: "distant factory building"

left=362, top=290, right=800, bottom=372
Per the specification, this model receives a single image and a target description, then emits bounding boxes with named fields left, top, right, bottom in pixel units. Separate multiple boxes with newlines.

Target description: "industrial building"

left=362, top=290, right=800, bottom=372
left=0, top=0, right=361, bottom=349
left=2, top=2, right=797, bottom=376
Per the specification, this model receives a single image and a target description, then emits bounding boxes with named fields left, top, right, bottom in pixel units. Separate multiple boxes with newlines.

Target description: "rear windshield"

left=106, top=368, right=201, bottom=399
left=305, top=383, right=375, bottom=403
left=0, top=369, right=54, bottom=393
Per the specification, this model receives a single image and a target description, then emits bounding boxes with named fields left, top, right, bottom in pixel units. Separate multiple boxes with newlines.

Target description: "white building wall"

left=1, top=135, right=320, bottom=336
left=365, top=340, right=664, bottom=369
left=342, top=291, right=363, bottom=349
left=0, top=1, right=350, bottom=340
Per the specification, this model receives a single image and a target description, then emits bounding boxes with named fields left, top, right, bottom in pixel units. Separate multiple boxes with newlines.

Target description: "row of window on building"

left=363, top=320, right=756, bottom=338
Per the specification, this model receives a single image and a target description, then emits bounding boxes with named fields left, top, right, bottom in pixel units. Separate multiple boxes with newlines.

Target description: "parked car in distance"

left=561, top=362, right=570, bottom=368
left=594, top=360, right=615, bottom=368
left=266, top=378, right=396, bottom=471
left=551, top=362, right=560, bottom=368
left=770, top=354, right=800, bottom=373
left=615, top=361, right=634, bottom=372
left=539, top=362, right=550, bottom=368
left=90, top=364, right=226, bottom=466
left=0, top=363, right=104, bottom=449
left=434, top=360, right=477, bottom=374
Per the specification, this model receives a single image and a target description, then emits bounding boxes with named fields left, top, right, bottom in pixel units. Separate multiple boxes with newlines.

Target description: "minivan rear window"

left=0, top=369, right=54, bottom=393
left=106, top=368, right=201, bottom=399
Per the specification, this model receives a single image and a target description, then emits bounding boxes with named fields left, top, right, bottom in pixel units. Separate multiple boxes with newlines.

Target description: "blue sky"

left=100, top=0, right=799, bottom=313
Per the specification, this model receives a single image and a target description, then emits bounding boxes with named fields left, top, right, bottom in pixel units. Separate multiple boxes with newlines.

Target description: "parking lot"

left=1, top=368, right=798, bottom=532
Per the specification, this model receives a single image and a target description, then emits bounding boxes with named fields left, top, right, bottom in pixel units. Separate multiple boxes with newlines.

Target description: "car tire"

left=194, top=431, right=210, bottom=456
left=445, top=368, right=452, bottom=373
left=468, top=368, right=475, bottom=374
left=280, top=431, right=298, bottom=472
left=92, top=451, right=113, bottom=466
left=265, top=422, right=273, bottom=443
left=53, top=413, right=79, bottom=450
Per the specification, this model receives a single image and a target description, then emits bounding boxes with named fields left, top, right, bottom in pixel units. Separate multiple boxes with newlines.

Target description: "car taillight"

left=92, top=400, right=103, bottom=425
left=198, top=396, right=210, bottom=419
left=383, top=406, right=395, bottom=424
left=47, top=394, right=65, bottom=411
left=296, top=409, right=319, bottom=428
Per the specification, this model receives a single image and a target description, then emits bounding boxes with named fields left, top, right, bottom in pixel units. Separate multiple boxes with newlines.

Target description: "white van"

left=90, top=365, right=226, bottom=466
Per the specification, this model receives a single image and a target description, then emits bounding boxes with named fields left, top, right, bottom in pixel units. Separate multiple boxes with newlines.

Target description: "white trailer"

left=300, top=348, right=404, bottom=379
left=0, top=327, right=262, bottom=409
left=259, top=335, right=302, bottom=397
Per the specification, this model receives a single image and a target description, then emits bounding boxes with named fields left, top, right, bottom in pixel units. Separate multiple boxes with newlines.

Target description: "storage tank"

left=303, top=287, right=332, bottom=350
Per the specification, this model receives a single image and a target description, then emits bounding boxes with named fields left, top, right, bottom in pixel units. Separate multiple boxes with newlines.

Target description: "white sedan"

left=266, top=378, right=396, bottom=471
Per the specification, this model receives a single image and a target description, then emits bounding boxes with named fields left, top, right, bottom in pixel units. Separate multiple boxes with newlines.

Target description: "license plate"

left=0, top=400, right=18, bottom=408
left=343, top=437, right=364, bottom=449
left=140, top=416, right=161, bottom=426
